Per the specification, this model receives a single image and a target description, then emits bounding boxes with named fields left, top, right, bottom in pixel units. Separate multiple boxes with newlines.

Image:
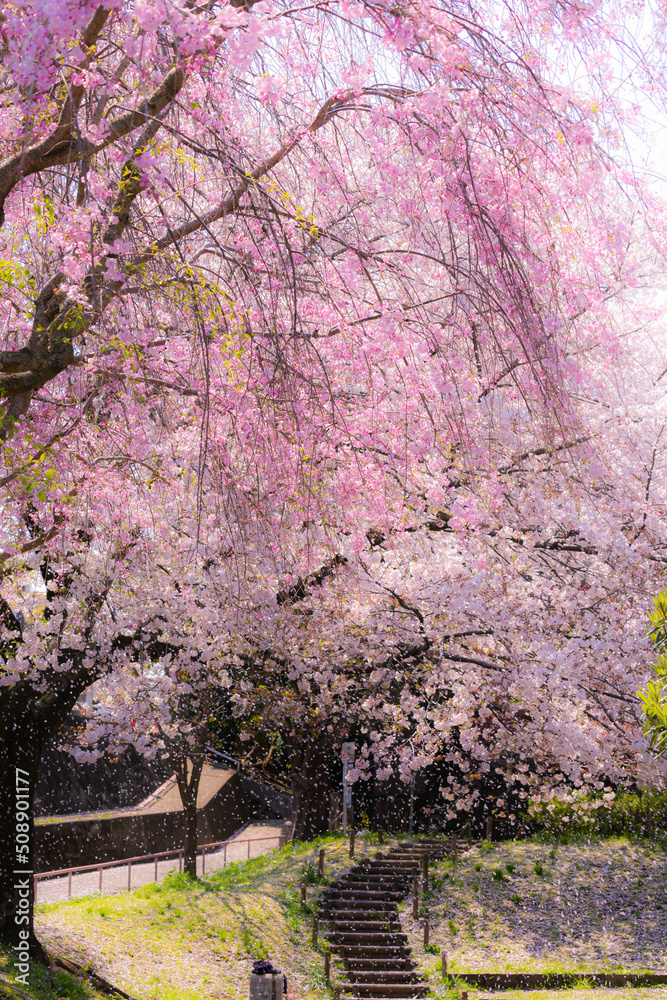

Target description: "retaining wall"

left=35, top=768, right=251, bottom=870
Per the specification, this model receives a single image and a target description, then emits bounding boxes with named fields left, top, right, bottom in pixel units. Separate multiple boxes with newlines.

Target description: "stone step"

left=392, top=850, right=445, bottom=858
left=341, top=984, right=428, bottom=997
left=324, top=900, right=395, bottom=911
left=336, top=885, right=406, bottom=894
left=344, top=959, right=415, bottom=971
left=325, top=890, right=403, bottom=901
left=340, top=876, right=408, bottom=884
left=341, top=875, right=408, bottom=884
left=322, top=910, right=400, bottom=922
left=331, top=934, right=408, bottom=946
left=348, top=972, right=420, bottom=982
left=359, top=860, right=418, bottom=867
left=337, top=946, right=412, bottom=958
left=328, top=920, right=401, bottom=934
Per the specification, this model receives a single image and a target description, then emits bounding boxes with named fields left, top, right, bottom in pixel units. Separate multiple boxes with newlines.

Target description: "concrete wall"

left=239, top=775, right=292, bottom=821
left=35, top=770, right=251, bottom=871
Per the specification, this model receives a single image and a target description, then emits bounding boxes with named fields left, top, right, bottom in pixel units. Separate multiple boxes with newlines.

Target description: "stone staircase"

left=320, top=838, right=453, bottom=1000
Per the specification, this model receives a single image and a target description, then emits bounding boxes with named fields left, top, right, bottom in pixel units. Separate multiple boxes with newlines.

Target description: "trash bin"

left=250, top=960, right=287, bottom=1000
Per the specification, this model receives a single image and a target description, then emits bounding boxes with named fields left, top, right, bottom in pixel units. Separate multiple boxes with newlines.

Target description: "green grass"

left=32, top=833, right=366, bottom=1000
left=0, top=945, right=108, bottom=1000
left=405, top=836, right=667, bottom=980
left=20, top=831, right=667, bottom=1000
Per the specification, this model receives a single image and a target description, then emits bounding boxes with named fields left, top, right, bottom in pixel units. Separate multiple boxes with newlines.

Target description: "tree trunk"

left=0, top=665, right=95, bottom=961
left=182, top=789, right=198, bottom=877
left=174, top=754, right=204, bottom=878
left=0, top=717, right=48, bottom=967
left=290, top=734, right=333, bottom=841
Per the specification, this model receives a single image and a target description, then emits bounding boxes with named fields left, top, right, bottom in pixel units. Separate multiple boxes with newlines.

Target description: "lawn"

left=0, top=947, right=107, bottom=1000
left=29, top=834, right=355, bottom=1000
left=4, top=833, right=667, bottom=1000
left=403, top=836, right=667, bottom=977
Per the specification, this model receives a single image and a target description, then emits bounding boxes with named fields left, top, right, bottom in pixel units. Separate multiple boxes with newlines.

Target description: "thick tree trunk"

left=290, top=734, right=334, bottom=841
left=0, top=718, right=48, bottom=968
left=0, top=664, right=94, bottom=962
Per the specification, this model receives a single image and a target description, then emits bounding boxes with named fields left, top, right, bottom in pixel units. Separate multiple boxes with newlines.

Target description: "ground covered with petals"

left=32, top=835, right=352, bottom=1000
left=405, top=837, right=667, bottom=977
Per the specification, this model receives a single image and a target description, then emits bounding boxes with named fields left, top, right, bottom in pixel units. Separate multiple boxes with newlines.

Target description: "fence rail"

left=34, top=833, right=285, bottom=902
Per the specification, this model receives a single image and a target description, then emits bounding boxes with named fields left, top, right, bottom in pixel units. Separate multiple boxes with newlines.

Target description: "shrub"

left=530, top=787, right=667, bottom=839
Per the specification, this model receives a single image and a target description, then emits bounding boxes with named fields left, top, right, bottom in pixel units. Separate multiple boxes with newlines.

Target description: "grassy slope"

left=402, top=836, right=667, bottom=979
left=0, top=948, right=108, bottom=1000
left=29, top=833, right=365, bottom=1000
left=5, top=833, right=667, bottom=1000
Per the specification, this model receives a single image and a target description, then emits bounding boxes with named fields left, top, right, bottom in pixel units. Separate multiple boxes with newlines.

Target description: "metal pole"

left=155, top=856, right=158, bottom=881
left=342, top=763, right=348, bottom=834
left=68, top=870, right=72, bottom=899
left=409, top=778, right=415, bottom=835
left=224, top=842, right=227, bottom=867
left=247, top=839, right=251, bottom=859
left=33, top=875, right=38, bottom=905
left=202, top=846, right=206, bottom=875
left=128, top=861, right=132, bottom=891
left=99, top=866, right=103, bottom=893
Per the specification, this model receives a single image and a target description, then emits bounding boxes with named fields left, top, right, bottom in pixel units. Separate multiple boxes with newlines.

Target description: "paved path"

left=35, top=822, right=284, bottom=905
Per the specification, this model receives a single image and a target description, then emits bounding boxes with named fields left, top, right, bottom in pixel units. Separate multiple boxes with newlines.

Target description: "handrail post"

left=99, top=866, right=103, bottom=893
left=128, top=860, right=132, bottom=891
left=247, top=839, right=250, bottom=859
left=68, top=870, right=72, bottom=899
left=202, top=845, right=206, bottom=875
left=33, top=875, right=38, bottom=905
left=155, top=855, right=158, bottom=881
